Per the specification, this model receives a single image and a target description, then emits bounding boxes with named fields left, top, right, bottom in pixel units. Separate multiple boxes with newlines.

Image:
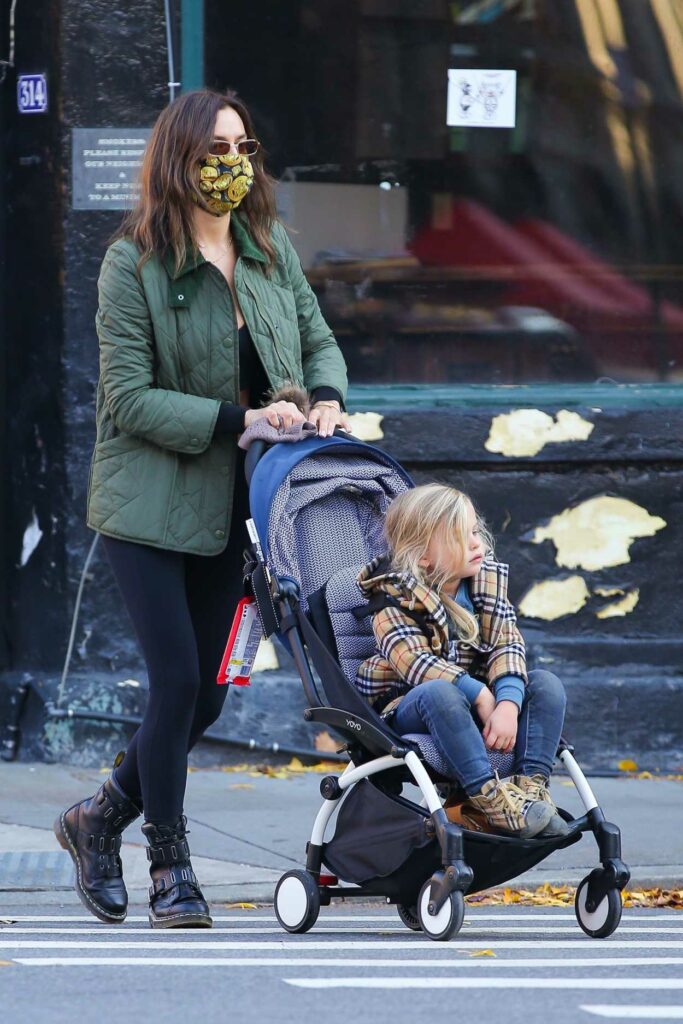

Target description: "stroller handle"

left=244, top=427, right=355, bottom=487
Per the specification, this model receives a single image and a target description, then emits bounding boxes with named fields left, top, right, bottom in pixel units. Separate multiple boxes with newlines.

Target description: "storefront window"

left=206, top=0, right=683, bottom=386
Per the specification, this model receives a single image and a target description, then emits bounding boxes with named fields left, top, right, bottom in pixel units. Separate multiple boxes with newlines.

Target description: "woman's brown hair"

left=116, top=89, right=278, bottom=273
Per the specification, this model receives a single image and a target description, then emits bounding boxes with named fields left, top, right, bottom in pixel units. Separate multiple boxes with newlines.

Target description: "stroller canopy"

left=249, top=435, right=412, bottom=608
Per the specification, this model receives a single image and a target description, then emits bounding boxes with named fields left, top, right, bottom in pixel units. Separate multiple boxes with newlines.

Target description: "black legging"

left=101, top=471, right=249, bottom=824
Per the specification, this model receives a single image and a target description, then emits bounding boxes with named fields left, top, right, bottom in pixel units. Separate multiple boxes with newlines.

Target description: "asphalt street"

left=1, top=905, right=682, bottom=1023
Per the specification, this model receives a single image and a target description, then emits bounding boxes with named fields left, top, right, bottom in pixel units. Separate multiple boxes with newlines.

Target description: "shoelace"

left=517, top=775, right=550, bottom=804
left=525, top=781, right=547, bottom=802
left=491, top=771, right=528, bottom=813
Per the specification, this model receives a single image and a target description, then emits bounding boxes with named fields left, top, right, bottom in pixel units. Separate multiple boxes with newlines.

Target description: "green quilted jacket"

left=87, top=215, right=348, bottom=555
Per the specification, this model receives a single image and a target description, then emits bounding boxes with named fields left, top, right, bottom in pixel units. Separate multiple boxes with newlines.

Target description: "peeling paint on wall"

left=595, top=589, right=640, bottom=619
left=485, top=409, right=594, bottom=458
left=348, top=411, right=384, bottom=441
left=519, top=577, right=642, bottom=621
left=518, top=575, right=591, bottom=620
left=593, top=586, right=624, bottom=598
left=531, top=496, right=666, bottom=570
left=19, top=509, right=43, bottom=567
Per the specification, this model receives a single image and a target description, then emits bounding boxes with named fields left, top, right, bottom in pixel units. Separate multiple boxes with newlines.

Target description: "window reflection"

left=206, top=0, right=683, bottom=384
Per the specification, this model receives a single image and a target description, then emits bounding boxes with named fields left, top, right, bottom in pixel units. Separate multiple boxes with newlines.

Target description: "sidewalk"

left=0, top=761, right=681, bottom=908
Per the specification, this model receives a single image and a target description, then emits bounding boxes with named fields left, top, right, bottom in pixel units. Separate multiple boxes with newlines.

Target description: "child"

left=355, top=483, right=568, bottom=839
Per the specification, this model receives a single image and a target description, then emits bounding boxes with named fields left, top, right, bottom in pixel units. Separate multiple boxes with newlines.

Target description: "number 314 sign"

left=17, top=74, right=48, bottom=114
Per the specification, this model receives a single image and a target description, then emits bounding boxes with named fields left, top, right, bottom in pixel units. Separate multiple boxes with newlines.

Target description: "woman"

left=54, top=89, right=349, bottom=929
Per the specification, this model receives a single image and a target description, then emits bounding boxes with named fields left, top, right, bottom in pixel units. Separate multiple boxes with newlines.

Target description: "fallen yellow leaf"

left=465, top=949, right=496, bottom=958
left=466, top=885, right=683, bottom=909
left=618, top=759, right=639, bottom=772
left=314, top=730, right=340, bottom=754
left=236, top=758, right=345, bottom=779
left=228, top=783, right=254, bottom=790
left=223, top=902, right=258, bottom=910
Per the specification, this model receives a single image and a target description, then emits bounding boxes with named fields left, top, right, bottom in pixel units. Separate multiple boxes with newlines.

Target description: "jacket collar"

left=231, top=214, right=268, bottom=264
left=469, top=559, right=506, bottom=644
left=358, top=554, right=509, bottom=650
left=357, top=556, right=449, bottom=626
left=164, top=213, right=267, bottom=280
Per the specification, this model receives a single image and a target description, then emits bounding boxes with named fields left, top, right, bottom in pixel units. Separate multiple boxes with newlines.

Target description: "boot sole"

left=148, top=910, right=213, bottom=929
left=53, top=814, right=127, bottom=925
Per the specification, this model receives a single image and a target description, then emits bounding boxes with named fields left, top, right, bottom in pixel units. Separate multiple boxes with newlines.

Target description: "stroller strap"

left=352, top=592, right=432, bottom=636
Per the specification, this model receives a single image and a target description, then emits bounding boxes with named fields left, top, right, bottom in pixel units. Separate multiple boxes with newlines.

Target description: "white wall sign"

left=447, top=69, right=517, bottom=128
left=71, top=128, right=152, bottom=210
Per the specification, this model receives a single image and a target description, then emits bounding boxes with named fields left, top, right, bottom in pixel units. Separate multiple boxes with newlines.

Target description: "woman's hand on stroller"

left=308, top=400, right=353, bottom=438
left=482, top=701, right=518, bottom=753
left=245, top=402, right=308, bottom=431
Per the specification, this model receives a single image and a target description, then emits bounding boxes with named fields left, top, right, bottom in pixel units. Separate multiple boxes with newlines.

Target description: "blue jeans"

left=391, top=670, right=567, bottom=796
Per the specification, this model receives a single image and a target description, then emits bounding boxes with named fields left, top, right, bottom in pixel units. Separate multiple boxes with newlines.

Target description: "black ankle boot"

left=54, top=770, right=142, bottom=924
left=142, top=816, right=212, bottom=929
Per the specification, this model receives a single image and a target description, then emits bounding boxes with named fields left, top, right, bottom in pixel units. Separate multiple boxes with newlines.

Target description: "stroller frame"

left=275, top=584, right=629, bottom=940
left=244, top=434, right=630, bottom=941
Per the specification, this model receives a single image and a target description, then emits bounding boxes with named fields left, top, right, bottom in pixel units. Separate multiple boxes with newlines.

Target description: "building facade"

left=1, top=0, right=682, bottom=768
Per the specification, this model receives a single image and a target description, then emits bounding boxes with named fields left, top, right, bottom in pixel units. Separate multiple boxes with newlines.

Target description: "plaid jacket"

left=355, top=555, right=527, bottom=711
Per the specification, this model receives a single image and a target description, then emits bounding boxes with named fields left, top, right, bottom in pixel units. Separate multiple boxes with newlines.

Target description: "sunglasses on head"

left=209, top=138, right=260, bottom=157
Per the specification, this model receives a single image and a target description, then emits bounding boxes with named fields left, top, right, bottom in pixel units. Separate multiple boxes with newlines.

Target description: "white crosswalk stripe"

left=582, top=1007, right=683, bottom=1019
left=3, top=924, right=683, bottom=935
left=2, top=937, right=683, bottom=950
left=284, top=979, right=683, bottom=990
left=9, top=956, right=683, bottom=969
left=4, top=913, right=680, bottom=922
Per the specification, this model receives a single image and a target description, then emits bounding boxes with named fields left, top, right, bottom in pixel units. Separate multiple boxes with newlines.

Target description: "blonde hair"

left=384, top=484, right=494, bottom=644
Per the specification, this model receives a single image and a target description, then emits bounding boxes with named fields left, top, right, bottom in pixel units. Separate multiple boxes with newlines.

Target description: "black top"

left=213, top=324, right=343, bottom=436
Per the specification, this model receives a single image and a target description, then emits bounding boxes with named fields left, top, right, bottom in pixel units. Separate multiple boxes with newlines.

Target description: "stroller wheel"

left=274, top=870, right=321, bottom=934
left=396, top=903, right=422, bottom=931
left=417, top=881, right=465, bottom=941
left=575, top=875, right=622, bottom=939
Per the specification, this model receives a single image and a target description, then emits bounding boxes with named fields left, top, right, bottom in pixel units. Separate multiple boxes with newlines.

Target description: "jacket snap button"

left=215, top=529, right=225, bottom=539
left=190, top=438, right=199, bottom=446
left=177, top=293, right=184, bottom=301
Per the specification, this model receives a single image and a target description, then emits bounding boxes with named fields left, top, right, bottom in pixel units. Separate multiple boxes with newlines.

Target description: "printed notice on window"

left=71, top=128, right=152, bottom=210
left=446, top=69, right=517, bottom=128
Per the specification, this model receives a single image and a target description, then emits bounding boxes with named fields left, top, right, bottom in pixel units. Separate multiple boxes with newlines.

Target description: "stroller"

left=241, top=432, right=630, bottom=942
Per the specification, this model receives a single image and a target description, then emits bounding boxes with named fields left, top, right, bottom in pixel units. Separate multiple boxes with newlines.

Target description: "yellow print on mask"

left=195, top=153, right=255, bottom=215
